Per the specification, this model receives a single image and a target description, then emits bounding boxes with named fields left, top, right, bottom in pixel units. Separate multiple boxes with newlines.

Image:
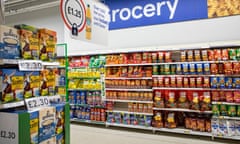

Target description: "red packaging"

left=225, top=91, right=234, bottom=103
left=224, top=62, right=233, bottom=75
left=142, top=52, right=148, bottom=63
left=153, top=78, right=158, bottom=87
left=196, top=77, right=203, bottom=88
left=222, top=49, right=229, bottom=61
left=200, top=91, right=211, bottom=111
left=233, top=62, right=240, bottom=74
left=214, top=49, right=222, bottom=61
left=158, top=52, right=165, bottom=62
left=189, top=77, right=196, bottom=88
left=119, top=54, right=128, bottom=64
left=165, top=91, right=177, bottom=108
left=210, top=63, right=218, bottom=74
left=189, top=91, right=200, bottom=110
left=233, top=91, right=240, bottom=103
left=212, top=91, right=220, bottom=101
left=177, top=91, right=190, bottom=109
left=165, top=52, right=172, bottom=62
left=133, top=53, right=142, bottom=64
left=176, top=77, right=183, bottom=87
left=203, top=77, right=210, bottom=88
left=164, top=77, right=170, bottom=87
left=219, top=91, right=226, bottom=101
left=152, top=52, right=158, bottom=63
left=183, top=77, right=189, bottom=88
left=208, top=50, right=215, bottom=61
left=170, top=76, right=176, bottom=87
left=158, top=77, right=164, bottom=87
left=154, top=90, right=165, bottom=108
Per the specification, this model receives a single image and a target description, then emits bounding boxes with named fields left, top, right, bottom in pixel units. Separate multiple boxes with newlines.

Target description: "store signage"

left=0, top=113, right=18, bottom=144
left=103, top=0, right=208, bottom=30
left=25, top=97, right=50, bottom=111
left=18, top=60, right=43, bottom=71
left=60, top=0, right=110, bottom=46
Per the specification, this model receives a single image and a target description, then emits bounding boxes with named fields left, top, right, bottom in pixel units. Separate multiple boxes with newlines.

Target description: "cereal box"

left=39, top=136, right=56, bottom=144
left=15, top=24, right=39, bottom=59
left=39, top=28, right=57, bottom=62
left=56, top=133, right=64, bottom=144
left=0, top=25, right=20, bottom=59
left=40, top=69, right=56, bottom=96
left=39, top=107, right=56, bottom=142
left=54, top=104, right=65, bottom=134
left=29, top=110, right=39, bottom=144
left=24, top=71, right=40, bottom=98
left=0, top=69, right=24, bottom=103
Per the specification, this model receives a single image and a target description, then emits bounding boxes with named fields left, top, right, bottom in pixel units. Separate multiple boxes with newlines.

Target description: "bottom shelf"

left=213, top=135, right=240, bottom=140
left=106, top=122, right=153, bottom=130
left=71, top=118, right=105, bottom=125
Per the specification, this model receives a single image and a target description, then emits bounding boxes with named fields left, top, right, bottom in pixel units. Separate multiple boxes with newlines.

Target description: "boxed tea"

left=54, top=104, right=65, bottom=134
left=24, top=71, right=40, bottom=98
left=0, top=25, right=20, bottom=59
left=29, top=110, right=39, bottom=144
left=39, top=106, right=56, bottom=142
left=39, top=28, right=57, bottom=62
left=40, top=69, right=56, bottom=96
left=15, top=24, right=39, bottom=60
left=0, top=69, right=24, bottom=103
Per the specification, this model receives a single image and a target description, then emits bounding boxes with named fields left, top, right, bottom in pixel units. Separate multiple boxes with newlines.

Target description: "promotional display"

left=60, top=0, right=110, bottom=45
left=103, top=0, right=240, bottom=30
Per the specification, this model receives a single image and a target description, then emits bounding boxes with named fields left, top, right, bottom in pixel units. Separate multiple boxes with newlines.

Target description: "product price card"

left=18, top=60, right=43, bottom=71
left=25, top=97, right=50, bottom=111
left=0, top=113, right=18, bottom=144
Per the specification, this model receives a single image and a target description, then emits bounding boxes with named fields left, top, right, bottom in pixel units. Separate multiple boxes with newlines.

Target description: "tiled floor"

left=70, top=124, right=238, bottom=144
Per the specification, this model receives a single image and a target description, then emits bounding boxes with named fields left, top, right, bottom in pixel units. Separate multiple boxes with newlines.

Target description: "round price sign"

left=60, top=0, right=86, bottom=35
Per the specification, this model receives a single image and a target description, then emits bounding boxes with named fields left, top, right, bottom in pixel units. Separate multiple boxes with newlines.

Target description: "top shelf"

left=105, top=60, right=240, bottom=67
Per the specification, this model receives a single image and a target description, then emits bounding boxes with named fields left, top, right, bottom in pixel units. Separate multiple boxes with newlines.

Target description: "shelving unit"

left=105, top=88, right=153, bottom=91
left=105, top=99, right=153, bottom=104
left=153, top=107, right=212, bottom=114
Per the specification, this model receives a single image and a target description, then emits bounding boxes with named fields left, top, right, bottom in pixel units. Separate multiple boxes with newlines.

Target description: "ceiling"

left=4, top=0, right=59, bottom=16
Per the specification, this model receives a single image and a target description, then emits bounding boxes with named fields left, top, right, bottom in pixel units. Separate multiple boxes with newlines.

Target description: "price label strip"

left=25, top=97, right=50, bottom=111
left=18, top=60, right=43, bottom=71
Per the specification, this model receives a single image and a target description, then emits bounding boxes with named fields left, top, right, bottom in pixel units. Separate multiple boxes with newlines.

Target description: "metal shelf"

left=152, top=74, right=240, bottom=77
left=68, top=77, right=100, bottom=79
left=212, top=101, right=240, bottom=105
left=105, top=99, right=153, bottom=104
left=153, top=127, right=212, bottom=137
left=105, top=77, right=152, bottom=80
left=105, top=63, right=153, bottom=67
left=106, top=122, right=153, bottom=130
left=68, top=89, right=101, bottom=91
left=0, top=101, right=25, bottom=110
left=70, top=103, right=105, bottom=108
left=105, top=88, right=153, bottom=92
left=212, top=116, right=240, bottom=120
left=152, top=87, right=240, bottom=91
left=71, top=118, right=105, bottom=125
left=213, top=135, right=240, bottom=140
left=106, top=110, right=153, bottom=116
left=153, top=107, right=212, bottom=114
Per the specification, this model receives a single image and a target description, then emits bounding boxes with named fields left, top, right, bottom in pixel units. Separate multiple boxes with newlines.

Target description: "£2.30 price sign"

left=0, top=130, right=16, bottom=140
left=60, top=0, right=86, bottom=36
left=25, top=97, right=50, bottom=111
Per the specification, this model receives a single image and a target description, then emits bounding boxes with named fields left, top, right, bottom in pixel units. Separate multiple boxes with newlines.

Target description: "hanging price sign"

left=18, top=60, right=43, bottom=71
left=25, top=97, right=50, bottom=111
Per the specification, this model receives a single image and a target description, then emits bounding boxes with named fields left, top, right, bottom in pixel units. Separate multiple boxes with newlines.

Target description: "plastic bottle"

left=86, top=4, right=92, bottom=40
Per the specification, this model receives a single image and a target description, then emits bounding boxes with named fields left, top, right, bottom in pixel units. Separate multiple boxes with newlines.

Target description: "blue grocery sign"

left=103, top=0, right=208, bottom=30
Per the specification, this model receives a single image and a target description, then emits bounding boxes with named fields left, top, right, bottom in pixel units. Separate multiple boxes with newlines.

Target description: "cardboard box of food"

left=29, top=110, right=39, bottom=144
left=24, top=71, right=40, bottom=98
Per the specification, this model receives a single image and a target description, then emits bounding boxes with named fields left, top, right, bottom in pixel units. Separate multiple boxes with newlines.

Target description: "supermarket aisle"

left=70, top=124, right=237, bottom=144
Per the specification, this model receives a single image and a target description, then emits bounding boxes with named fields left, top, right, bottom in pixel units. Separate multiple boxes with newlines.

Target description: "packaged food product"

left=133, top=53, right=142, bottom=64
left=233, top=78, right=240, bottom=89
left=177, top=91, right=189, bottom=109
left=196, top=64, right=203, bottom=74
left=233, top=62, right=240, bottom=74
left=210, top=63, right=218, bottom=74
left=196, top=77, right=203, bottom=88
left=235, top=120, right=240, bottom=136
left=210, top=77, right=219, bottom=88
left=165, top=112, right=177, bottom=128
left=191, top=118, right=198, bottom=131
left=200, top=91, right=211, bottom=111
left=187, top=50, right=193, bottom=62
left=154, top=91, right=164, bottom=108
left=224, top=62, right=233, bottom=75
left=176, top=64, right=182, bottom=74
left=185, top=116, right=191, bottom=129
left=165, top=91, right=177, bottom=108
left=170, top=64, right=176, bottom=75
left=133, top=66, right=142, bottom=77
left=153, top=111, right=163, bottom=128
left=225, top=77, right=233, bottom=89
left=189, top=77, right=196, bottom=88
left=120, top=67, right=128, bottom=77
left=197, top=117, right=206, bottom=132
left=214, top=49, right=222, bottom=61
left=224, top=91, right=233, bottom=103
left=119, top=54, right=128, bottom=64
left=236, top=48, right=240, bottom=60
left=218, top=63, right=224, bottom=74
left=128, top=66, right=134, bottom=77
left=219, top=77, right=225, bottom=89
left=208, top=50, right=215, bottom=61
left=219, top=91, right=226, bottom=102
left=220, top=104, right=228, bottom=116
left=203, top=77, right=210, bottom=88
left=153, top=78, right=158, bottom=87
left=158, top=77, right=164, bottom=87
left=142, top=52, right=149, bottom=63
left=229, top=48, right=237, bottom=60
left=227, top=120, right=236, bottom=136
left=219, top=119, right=228, bottom=136
left=152, top=53, right=158, bottom=63
left=190, top=92, right=200, bottom=110
left=211, top=118, right=219, bottom=136
left=180, top=51, right=186, bottom=62
left=212, top=91, right=220, bottom=101
left=194, top=50, right=201, bottom=61
left=189, top=64, right=196, bottom=74
left=201, top=50, right=208, bottom=61
left=222, top=49, right=229, bottom=61
left=203, top=63, right=210, bottom=75
left=183, top=77, right=189, bottom=87
left=170, top=76, right=176, bottom=87
left=212, top=104, right=220, bottom=116
left=165, top=52, right=171, bottom=62
left=228, top=105, right=237, bottom=117
left=237, top=106, right=240, bottom=117
left=164, top=77, right=170, bottom=87
left=233, top=91, right=240, bottom=103
left=176, top=77, right=183, bottom=87
left=205, top=119, right=212, bottom=132
left=158, top=52, right=164, bottom=62
left=164, top=64, right=171, bottom=75
left=182, top=64, right=189, bottom=74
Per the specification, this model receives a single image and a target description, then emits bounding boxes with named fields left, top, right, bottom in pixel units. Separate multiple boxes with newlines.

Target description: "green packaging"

left=220, top=104, right=227, bottom=116
left=152, top=65, right=159, bottom=75
left=228, top=105, right=237, bottom=117
left=229, top=48, right=237, bottom=60
left=212, top=104, right=220, bottom=116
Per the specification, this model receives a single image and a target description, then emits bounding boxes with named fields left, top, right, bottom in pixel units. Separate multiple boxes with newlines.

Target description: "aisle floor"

left=70, top=124, right=238, bottom=144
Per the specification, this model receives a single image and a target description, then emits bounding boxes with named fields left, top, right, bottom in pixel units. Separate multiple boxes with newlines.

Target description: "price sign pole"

left=60, top=0, right=86, bottom=36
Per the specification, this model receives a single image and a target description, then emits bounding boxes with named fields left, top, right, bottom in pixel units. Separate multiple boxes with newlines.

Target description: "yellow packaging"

left=29, top=110, right=39, bottom=144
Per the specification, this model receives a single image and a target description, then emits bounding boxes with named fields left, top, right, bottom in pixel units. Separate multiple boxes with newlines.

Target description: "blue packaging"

left=196, top=63, right=203, bottom=74
left=233, top=78, right=240, bottom=89
left=203, top=63, right=210, bottom=75
left=189, top=63, right=196, bottom=74
left=176, top=64, right=182, bottom=75
left=182, top=63, right=189, bottom=74
left=56, top=133, right=64, bottom=144
left=75, top=91, right=81, bottom=104
left=68, top=91, right=75, bottom=104
left=210, top=77, right=219, bottom=89
left=24, top=71, right=40, bottom=98
left=219, top=77, right=225, bottom=89
left=225, top=77, right=233, bottom=89
left=0, top=25, right=20, bottom=59
left=1, top=69, right=24, bottom=103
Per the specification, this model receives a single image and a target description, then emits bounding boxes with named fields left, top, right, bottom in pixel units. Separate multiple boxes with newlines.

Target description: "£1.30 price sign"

left=25, top=97, right=50, bottom=111
left=60, top=0, right=86, bottom=36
